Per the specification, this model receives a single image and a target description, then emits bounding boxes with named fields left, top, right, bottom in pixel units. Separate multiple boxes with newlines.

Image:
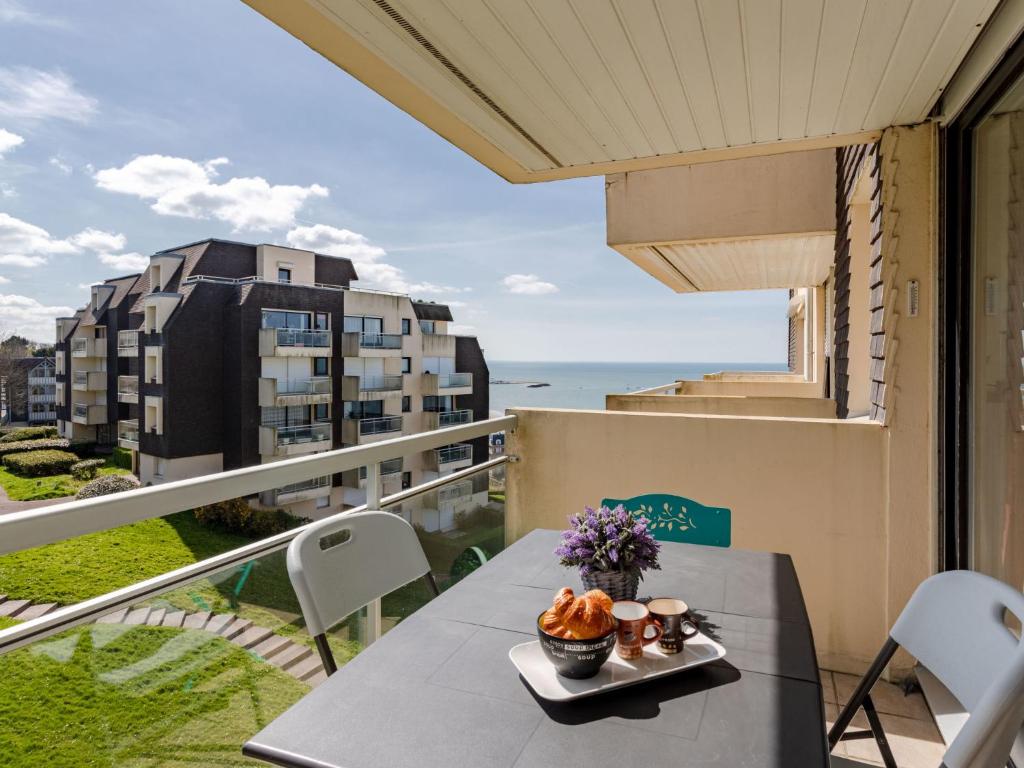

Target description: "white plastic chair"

left=287, top=511, right=439, bottom=675
left=829, top=570, right=1024, bottom=768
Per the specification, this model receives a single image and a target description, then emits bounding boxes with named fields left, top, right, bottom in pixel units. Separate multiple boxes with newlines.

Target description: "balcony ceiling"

left=244, top=0, right=998, bottom=182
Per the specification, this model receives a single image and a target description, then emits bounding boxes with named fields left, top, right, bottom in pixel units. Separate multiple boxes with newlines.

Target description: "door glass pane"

left=971, top=77, right=1024, bottom=592
left=363, top=317, right=383, bottom=335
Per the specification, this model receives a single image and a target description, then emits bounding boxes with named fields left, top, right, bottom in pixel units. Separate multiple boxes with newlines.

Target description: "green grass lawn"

left=0, top=623, right=306, bottom=766
left=0, top=458, right=132, bottom=501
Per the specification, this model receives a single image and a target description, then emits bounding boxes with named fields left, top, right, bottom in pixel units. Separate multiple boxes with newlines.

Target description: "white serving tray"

left=509, top=631, right=726, bottom=702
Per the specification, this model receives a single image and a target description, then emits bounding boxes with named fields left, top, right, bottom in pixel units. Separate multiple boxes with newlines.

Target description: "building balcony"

left=340, top=374, right=403, bottom=401
left=117, top=330, right=139, bottom=357
left=70, top=338, right=100, bottom=358
left=424, top=408, right=473, bottom=430
left=426, top=442, right=473, bottom=473
left=259, top=328, right=332, bottom=357
left=71, top=402, right=107, bottom=425
left=72, top=371, right=107, bottom=392
left=28, top=376, right=56, bottom=386
left=259, top=377, right=332, bottom=407
left=27, top=410, right=56, bottom=423
left=341, top=332, right=402, bottom=357
left=28, top=393, right=56, bottom=404
left=264, top=476, right=332, bottom=507
left=437, top=479, right=473, bottom=504
left=341, top=415, right=403, bottom=445
left=422, top=372, right=473, bottom=396
left=606, top=379, right=836, bottom=419
left=117, top=375, right=139, bottom=404
left=259, top=423, right=332, bottom=457
left=118, top=419, right=139, bottom=449
left=421, top=332, right=455, bottom=357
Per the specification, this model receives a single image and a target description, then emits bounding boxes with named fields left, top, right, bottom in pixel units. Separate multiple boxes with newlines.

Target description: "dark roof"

left=411, top=300, right=453, bottom=322
left=78, top=273, right=142, bottom=325
left=8, top=357, right=43, bottom=373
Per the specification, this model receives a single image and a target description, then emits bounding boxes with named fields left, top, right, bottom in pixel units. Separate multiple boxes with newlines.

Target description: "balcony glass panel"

left=71, top=338, right=88, bottom=354
left=117, top=419, right=139, bottom=444
left=72, top=403, right=88, bottom=418
left=436, top=443, right=471, bottom=464
left=72, top=371, right=88, bottom=386
left=276, top=329, right=330, bottom=348
left=358, top=415, right=402, bottom=436
left=279, top=377, right=331, bottom=396
left=438, top=372, right=472, bottom=388
left=276, top=423, right=331, bottom=445
left=438, top=409, right=472, bottom=427
left=117, top=330, right=138, bottom=350
left=117, top=376, right=138, bottom=396
left=360, top=374, right=403, bottom=391
left=359, top=333, right=401, bottom=349
left=276, top=476, right=331, bottom=496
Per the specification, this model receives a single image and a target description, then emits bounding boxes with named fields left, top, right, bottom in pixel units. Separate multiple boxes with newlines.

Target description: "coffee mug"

left=611, top=601, right=663, bottom=660
left=647, top=598, right=699, bottom=654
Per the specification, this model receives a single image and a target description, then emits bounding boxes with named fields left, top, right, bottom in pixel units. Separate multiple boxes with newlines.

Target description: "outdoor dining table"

left=243, top=528, right=829, bottom=767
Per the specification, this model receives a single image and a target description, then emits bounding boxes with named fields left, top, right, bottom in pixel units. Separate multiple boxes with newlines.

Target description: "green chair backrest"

left=601, top=494, right=731, bottom=547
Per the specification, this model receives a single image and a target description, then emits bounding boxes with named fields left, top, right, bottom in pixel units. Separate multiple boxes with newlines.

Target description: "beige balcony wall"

left=678, top=379, right=823, bottom=398
left=256, top=244, right=315, bottom=284
left=506, top=407, right=889, bottom=675
left=606, top=393, right=837, bottom=419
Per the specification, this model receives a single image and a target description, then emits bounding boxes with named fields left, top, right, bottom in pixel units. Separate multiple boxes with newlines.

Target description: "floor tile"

left=842, top=713, right=946, bottom=767
left=819, top=669, right=836, bottom=704
left=834, top=671, right=933, bottom=721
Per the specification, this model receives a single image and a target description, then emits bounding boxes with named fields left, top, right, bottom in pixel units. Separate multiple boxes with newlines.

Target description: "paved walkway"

left=0, top=596, right=327, bottom=687
left=0, top=485, right=72, bottom=515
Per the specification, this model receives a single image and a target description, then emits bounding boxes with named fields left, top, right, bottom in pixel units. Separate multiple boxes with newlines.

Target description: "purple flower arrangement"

left=555, top=504, right=661, bottom=577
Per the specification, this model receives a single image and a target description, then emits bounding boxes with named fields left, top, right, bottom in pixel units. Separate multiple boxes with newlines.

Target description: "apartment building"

left=55, top=238, right=489, bottom=522
left=1, top=357, right=56, bottom=425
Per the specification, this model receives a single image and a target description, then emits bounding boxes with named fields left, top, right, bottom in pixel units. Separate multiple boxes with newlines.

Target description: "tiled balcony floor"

left=820, top=668, right=946, bottom=767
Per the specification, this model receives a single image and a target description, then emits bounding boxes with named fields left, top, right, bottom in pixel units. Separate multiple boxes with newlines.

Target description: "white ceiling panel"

left=247, top=0, right=1002, bottom=181
left=619, top=235, right=835, bottom=293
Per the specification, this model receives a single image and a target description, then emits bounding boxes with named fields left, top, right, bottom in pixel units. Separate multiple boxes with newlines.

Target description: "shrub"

left=75, top=474, right=141, bottom=499
left=0, top=426, right=58, bottom=443
left=0, top=438, right=70, bottom=458
left=111, top=446, right=133, bottom=470
left=67, top=440, right=97, bottom=458
left=4, top=450, right=80, bottom=477
left=193, top=497, right=303, bottom=538
left=70, top=458, right=106, bottom=481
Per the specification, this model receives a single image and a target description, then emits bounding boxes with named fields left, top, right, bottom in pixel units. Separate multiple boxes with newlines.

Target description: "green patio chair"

left=601, top=494, right=731, bottom=547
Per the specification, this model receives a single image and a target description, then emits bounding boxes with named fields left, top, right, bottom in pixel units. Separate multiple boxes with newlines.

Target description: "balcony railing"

left=359, top=374, right=403, bottom=392
left=70, top=338, right=90, bottom=355
left=359, top=332, right=402, bottom=349
left=275, top=329, right=331, bottom=348
left=425, top=409, right=473, bottom=430
left=117, top=375, right=138, bottom=398
left=438, top=480, right=473, bottom=503
left=118, top=330, right=139, bottom=354
left=279, top=377, right=331, bottom=396
left=436, top=443, right=472, bottom=465
left=359, top=415, right=403, bottom=436
left=118, top=419, right=139, bottom=446
left=28, top=393, right=56, bottom=404
left=275, top=423, right=331, bottom=446
left=437, top=372, right=472, bottom=389
left=28, top=376, right=56, bottom=385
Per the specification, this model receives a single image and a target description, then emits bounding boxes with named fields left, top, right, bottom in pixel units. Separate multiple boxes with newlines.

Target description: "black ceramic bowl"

left=536, top=612, right=617, bottom=679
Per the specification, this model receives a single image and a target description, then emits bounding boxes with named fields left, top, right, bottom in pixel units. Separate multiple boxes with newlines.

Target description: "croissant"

left=540, top=587, right=616, bottom=640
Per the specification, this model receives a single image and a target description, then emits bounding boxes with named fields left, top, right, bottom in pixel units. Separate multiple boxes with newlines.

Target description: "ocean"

left=487, top=361, right=789, bottom=416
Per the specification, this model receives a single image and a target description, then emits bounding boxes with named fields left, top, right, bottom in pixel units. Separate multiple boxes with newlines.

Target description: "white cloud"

left=0, top=183, right=15, bottom=198
left=0, top=127, right=23, bottom=157
left=0, top=67, right=97, bottom=122
left=0, top=275, right=10, bottom=284
left=49, top=156, right=72, bottom=175
left=70, top=228, right=126, bottom=253
left=98, top=251, right=148, bottom=272
left=0, top=212, right=79, bottom=267
left=0, top=293, right=73, bottom=342
left=0, top=1, right=66, bottom=27
left=285, top=223, right=472, bottom=298
left=502, top=273, right=559, bottom=295
left=95, top=154, right=328, bottom=232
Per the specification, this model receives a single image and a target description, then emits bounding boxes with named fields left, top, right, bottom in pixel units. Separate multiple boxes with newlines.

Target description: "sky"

left=0, top=0, right=788, bottom=363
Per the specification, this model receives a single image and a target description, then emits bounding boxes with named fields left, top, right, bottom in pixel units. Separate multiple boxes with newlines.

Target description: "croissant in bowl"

left=539, top=587, right=616, bottom=640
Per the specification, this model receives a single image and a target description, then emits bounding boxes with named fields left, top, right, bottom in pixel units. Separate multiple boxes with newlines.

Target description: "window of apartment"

left=401, top=357, right=411, bottom=374
left=401, top=395, right=411, bottom=413
left=401, top=318, right=411, bottom=335
left=316, top=496, right=330, bottom=509
left=343, top=400, right=384, bottom=420
left=401, top=471, right=412, bottom=490
left=278, top=267, right=292, bottom=284
left=314, top=312, right=329, bottom=331
left=314, top=403, right=330, bottom=422
left=343, top=315, right=383, bottom=335
left=423, top=395, right=452, bottom=412
left=313, top=357, right=329, bottom=376
left=95, top=326, right=107, bottom=339
left=261, top=310, right=310, bottom=330
left=419, top=320, right=435, bottom=334
left=261, top=405, right=312, bottom=428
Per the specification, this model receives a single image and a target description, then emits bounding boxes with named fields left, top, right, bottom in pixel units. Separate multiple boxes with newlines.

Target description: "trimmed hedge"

left=111, top=446, right=133, bottom=470
left=193, top=497, right=303, bottom=538
left=75, top=474, right=141, bottom=499
left=70, top=458, right=106, bottom=481
left=0, top=438, right=70, bottom=458
left=67, top=440, right=97, bottom=458
left=0, top=426, right=58, bottom=443
left=4, top=450, right=80, bottom=477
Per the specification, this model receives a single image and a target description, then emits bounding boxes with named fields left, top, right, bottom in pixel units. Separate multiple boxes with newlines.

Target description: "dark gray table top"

left=244, top=529, right=828, bottom=768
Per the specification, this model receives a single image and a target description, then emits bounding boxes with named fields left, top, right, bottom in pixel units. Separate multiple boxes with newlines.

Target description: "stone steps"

left=0, top=596, right=328, bottom=687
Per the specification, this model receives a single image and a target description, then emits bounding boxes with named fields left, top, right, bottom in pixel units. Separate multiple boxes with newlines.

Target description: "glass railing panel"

left=438, top=372, right=472, bottom=388
left=359, top=416, right=402, bottom=436
left=0, top=545, right=369, bottom=765
left=359, top=333, right=402, bottom=349
left=117, top=330, right=138, bottom=349
left=275, top=423, right=331, bottom=445
left=279, top=377, right=331, bottom=396
left=381, top=464, right=504, bottom=631
left=118, top=420, right=139, bottom=443
left=72, top=403, right=88, bottom=418
left=360, top=374, right=403, bottom=391
left=437, top=443, right=472, bottom=464
left=117, top=375, right=138, bottom=395
left=438, top=409, right=472, bottom=427
left=275, top=329, right=331, bottom=348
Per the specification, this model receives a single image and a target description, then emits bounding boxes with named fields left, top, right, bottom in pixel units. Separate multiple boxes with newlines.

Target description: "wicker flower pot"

left=581, top=569, right=640, bottom=601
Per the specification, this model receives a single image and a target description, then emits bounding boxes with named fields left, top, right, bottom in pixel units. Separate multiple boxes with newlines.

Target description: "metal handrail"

left=0, top=416, right=514, bottom=556
left=0, top=453, right=508, bottom=654
left=182, top=274, right=407, bottom=298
